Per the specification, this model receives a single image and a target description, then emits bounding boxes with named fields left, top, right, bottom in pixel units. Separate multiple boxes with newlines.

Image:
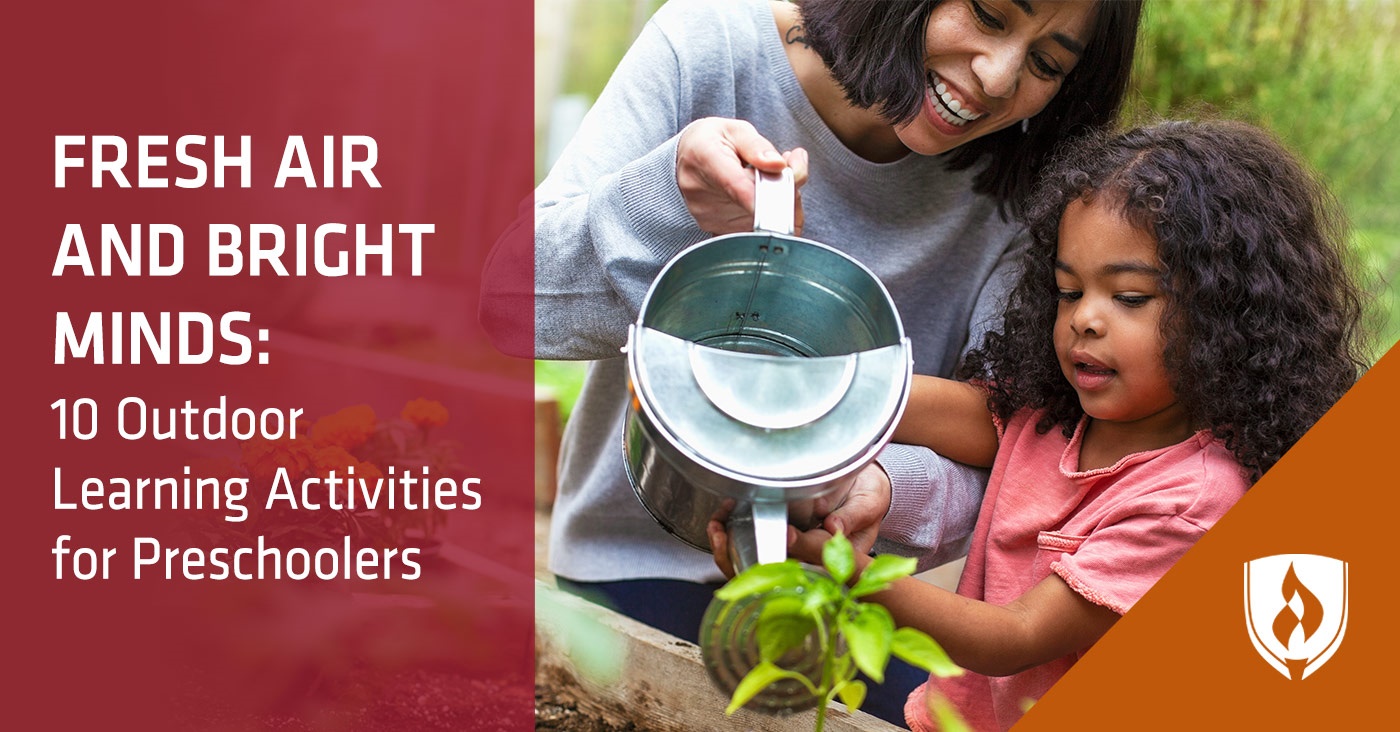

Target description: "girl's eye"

left=1116, top=294, right=1153, bottom=307
left=1056, top=290, right=1081, bottom=302
left=1029, top=53, right=1064, bottom=80
left=969, top=0, right=1004, bottom=30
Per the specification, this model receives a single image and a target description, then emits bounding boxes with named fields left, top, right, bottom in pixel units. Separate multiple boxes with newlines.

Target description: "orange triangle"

left=1019, top=342, right=1400, bottom=729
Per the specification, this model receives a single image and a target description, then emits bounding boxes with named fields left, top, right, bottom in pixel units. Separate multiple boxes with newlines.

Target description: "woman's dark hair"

left=797, top=0, right=1142, bottom=216
left=962, top=119, right=1371, bottom=481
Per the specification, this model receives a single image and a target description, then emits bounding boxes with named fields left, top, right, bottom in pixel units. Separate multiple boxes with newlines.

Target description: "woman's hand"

left=706, top=463, right=892, bottom=576
left=785, top=464, right=891, bottom=565
left=706, top=499, right=742, bottom=578
left=676, top=117, right=808, bottom=235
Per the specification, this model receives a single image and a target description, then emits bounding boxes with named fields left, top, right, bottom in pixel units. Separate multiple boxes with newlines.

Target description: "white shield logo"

left=1243, top=554, right=1348, bottom=680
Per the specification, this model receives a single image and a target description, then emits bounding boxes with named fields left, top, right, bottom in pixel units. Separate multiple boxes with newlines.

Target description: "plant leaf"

left=835, top=679, right=867, bottom=713
left=714, top=560, right=805, bottom=601
left=800, top=576, right=840, bottom=618
left=849, top=554, right=916, bottom=598
left=756, top=596, right=816, bottom=662
left=758, top=593, right=806, bottom=621
left=726, top=661, right=805, bottom=715
left=839, top=603, right=894, bottom=683
left=927, top=686, right=973, bottom=732
left=891, top=627, right=963, bottom=678
left=822, top=532, right=856, bottom=585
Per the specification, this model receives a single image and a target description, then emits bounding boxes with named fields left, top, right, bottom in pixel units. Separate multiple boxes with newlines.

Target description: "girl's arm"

left=864, top=556, right=1119, bottom=677
left=891, top=375, right=999, bottom=467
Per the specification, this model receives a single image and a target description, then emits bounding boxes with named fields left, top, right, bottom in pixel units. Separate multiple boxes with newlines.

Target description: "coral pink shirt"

left=906, top=409, right=1249, bottom=731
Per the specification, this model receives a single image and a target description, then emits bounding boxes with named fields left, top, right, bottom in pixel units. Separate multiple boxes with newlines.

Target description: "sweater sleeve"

left=870, top=231, right=1026, bottom=570
left=874, top=443, right=987, bottom=572
left=480, top=5, right=712, bottom=360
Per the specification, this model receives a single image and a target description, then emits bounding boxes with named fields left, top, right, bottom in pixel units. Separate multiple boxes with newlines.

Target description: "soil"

left=535, top=696, right=642, bottom=732
left=534, top=662, right=654, bottom=731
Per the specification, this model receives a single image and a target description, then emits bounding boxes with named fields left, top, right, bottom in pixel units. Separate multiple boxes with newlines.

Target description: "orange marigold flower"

left=242, top=436, right=315, bottom=483
left=310, top=446, right=357, bottom=479
left=310, top=404, right=377, bottom=449
left=402, top=398, right=449, bottom=429
left=188, top=457, right=244, bottom=482
left=353, top=461, right=385, bottom=484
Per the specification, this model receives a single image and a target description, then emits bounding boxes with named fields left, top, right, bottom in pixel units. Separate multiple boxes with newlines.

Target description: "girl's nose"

left=1071, top=301, right=1106, bottom=336
left=972, top=45, right=1022, bottom=99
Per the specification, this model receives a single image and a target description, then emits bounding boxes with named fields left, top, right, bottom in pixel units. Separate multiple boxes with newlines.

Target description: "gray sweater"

left=496, top=0, right=1026, bottom=582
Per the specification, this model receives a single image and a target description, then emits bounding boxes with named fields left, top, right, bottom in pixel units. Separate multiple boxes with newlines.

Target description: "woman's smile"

left=926, top=72, right=985, bottom=128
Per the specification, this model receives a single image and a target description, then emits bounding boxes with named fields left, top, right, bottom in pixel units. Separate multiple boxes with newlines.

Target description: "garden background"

left=533, top=0, right=1400, bottom=414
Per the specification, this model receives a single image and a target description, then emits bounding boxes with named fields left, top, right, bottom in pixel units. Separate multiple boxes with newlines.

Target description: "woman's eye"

left=1029, top=53, right=1064, bottom=80
left=969, top=0, right=1004, bottom=30
left=1116, top=294, right=1152, bottom=307
left=1056, top=290, right=1081, bottom=302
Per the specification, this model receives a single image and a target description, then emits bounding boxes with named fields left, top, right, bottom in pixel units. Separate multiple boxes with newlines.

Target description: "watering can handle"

left=726, top=501, right=789, bottom=572
left=753, top=168, right=795, bottom=236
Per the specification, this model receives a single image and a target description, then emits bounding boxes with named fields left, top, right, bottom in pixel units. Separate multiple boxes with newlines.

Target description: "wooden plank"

left=536, top=581, right=901, bottom=732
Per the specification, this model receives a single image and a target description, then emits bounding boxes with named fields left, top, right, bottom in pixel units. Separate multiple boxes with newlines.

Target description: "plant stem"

left=813, top=609, right=840, bottom=732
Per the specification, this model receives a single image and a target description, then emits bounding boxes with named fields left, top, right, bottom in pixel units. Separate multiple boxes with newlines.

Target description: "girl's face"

left=895, top=0, right=1097, bottom=155
left=1053, top=198, right=1186, bottom=434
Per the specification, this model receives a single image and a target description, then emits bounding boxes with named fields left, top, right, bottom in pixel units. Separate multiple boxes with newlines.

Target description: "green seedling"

left=716, top=532, right=968, bottom=732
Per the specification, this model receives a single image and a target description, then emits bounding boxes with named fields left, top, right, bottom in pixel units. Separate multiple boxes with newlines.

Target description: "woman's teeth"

left=928, top=75, right=984, bottom=127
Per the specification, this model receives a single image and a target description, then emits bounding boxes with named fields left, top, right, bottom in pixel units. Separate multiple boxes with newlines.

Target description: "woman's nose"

left=972, top=45, right=1022, bottom=99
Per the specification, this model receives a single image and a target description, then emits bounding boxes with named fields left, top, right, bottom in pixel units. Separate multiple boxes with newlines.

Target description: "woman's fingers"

left=726, top=120, right=787, bottom=173
left=707, top=519, right=737, bottom=578
left=786, top=525, right=835, bottom=566
left=676, top=118, right=803, bottom=235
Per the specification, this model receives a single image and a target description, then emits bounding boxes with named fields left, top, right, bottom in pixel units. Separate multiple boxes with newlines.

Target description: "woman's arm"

left=513, top=16, right=699, bottom=361
left=480, top=6, right=704, bottom=360
left=857, top=235, right=1027, bottom=566
left=891, top=376, right=999, bottom=467
left=481, top=2, right=803, bottom=361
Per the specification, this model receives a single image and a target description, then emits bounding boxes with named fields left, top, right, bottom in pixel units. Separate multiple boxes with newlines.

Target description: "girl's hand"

left=676, top=117, right=808, bottom=235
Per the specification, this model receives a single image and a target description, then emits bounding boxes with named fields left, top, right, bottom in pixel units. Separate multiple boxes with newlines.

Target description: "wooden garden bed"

left=535, top=578, right=900, bottom=732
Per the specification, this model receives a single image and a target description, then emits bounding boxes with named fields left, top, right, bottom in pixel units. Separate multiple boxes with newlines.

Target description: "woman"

left=482, top=0, right=1141, bottom=723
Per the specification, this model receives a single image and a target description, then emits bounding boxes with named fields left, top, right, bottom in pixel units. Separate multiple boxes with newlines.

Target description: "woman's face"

left=895, top=0, right=1098, bottom=155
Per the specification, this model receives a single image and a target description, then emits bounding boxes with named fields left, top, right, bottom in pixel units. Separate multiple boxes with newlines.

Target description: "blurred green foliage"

left=536, top=0, right=1400, bottom=410
left=535, top=359, right=587, bottom=423
left=1131, top=0, right=1399, bottom=230
left=1129, top=0, right=1400, bottom=352
left=556, top=0, right=666, bottom=102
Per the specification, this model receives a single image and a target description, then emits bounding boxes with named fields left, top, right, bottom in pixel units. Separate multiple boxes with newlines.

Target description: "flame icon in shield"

left=1244, top=554, right=1348, bottom=680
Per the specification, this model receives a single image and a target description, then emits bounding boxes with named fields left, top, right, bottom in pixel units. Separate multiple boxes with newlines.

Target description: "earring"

left=1021, top=118, right=1030, bottom=134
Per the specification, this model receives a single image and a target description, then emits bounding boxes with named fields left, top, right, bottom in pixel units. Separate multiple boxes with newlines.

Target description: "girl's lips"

left=1073, top=364, right=1116, bottom=391
left=1070, top=350, right=1116, bottom=390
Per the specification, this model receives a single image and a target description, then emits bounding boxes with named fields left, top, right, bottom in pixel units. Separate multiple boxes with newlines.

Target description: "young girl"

left=723, top=120, right=1369, bottom=730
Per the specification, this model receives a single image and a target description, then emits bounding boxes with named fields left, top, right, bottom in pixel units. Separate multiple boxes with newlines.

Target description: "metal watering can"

left=621, top=169, right=913, bottom=711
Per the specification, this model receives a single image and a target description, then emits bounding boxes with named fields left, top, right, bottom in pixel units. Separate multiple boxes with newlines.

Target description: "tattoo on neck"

left=785, top=24, right=809, bottom=49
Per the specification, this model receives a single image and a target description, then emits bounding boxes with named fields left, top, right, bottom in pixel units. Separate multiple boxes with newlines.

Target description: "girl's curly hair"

left=960, top=120, right=1370, bottom=482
